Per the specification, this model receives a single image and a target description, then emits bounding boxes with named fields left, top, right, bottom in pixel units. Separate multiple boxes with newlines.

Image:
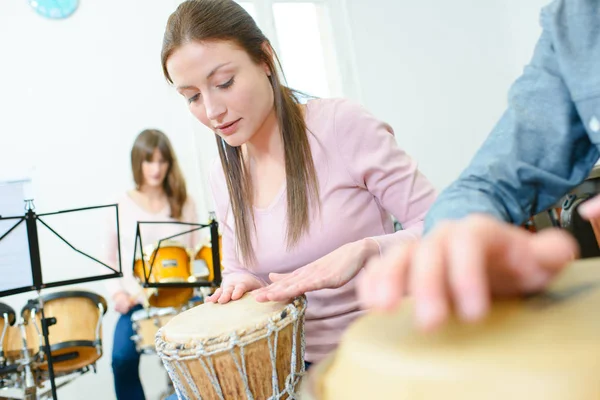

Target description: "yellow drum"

left=193, top=236, right=223, bottom=283
left=156, top=294, right=306, bottom=400
left=303, top=258, right=600, bottom=400
left=22, top=290, right=107, bottom=373
left=133, top=256, right=150, bottom=285
left=144, top=241, right=193, bottom=308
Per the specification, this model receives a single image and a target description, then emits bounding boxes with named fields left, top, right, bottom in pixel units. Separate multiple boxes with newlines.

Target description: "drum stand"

left=0, top=200, right=123, bottom=400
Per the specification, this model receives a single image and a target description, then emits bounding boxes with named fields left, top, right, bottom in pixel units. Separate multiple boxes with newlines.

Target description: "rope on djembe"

left=156, top=296, right=307, bottom=400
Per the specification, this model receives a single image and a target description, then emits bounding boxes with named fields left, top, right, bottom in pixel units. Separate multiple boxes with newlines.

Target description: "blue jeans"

left=112, top=305, right=145, bottom=400
left=164, top=362, right=312, bottom=400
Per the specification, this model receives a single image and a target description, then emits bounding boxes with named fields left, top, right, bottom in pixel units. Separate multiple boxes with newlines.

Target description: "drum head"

left=132, top=307, right=178, bottom=322
left=21, top=290, right=108, bottom=319
left=315, top=259, right=600, bottom=400
left=162, top=293, right=290, bottom=343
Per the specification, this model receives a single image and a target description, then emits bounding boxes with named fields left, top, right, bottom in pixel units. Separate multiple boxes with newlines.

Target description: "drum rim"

left=131, top=307, right=178, bottom=321
left=156, top=295, right=307, bottom=355
left=21, top=290, right=108, bottom=317
left=47, top=340, right=100, bottom=354
left=0, top=302, right=16, bottom=326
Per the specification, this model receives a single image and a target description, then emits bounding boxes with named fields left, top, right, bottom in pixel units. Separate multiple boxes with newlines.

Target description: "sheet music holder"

left=0, top=200, right=122, bottom=400
left=134, top=215, right=222, bottom=290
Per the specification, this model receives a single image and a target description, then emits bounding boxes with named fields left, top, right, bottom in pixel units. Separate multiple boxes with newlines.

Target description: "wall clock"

left=29, top=0, right=79, bottom=19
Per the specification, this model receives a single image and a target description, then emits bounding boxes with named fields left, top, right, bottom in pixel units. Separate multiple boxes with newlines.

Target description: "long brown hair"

left=131, top=129, right=188, bottom=219
left=161, top=0, right=319, bottom=265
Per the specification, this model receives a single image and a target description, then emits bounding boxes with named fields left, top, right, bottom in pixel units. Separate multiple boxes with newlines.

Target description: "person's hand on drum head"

left=357, top=214, right=579, bottom=332
left=206, top=273, right=264, bottom=304
left=113, top=291, right=136, bottom=314
left=253, top=239, right=380, bottom=302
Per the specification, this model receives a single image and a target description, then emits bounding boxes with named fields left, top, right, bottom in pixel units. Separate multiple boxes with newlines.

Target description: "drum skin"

left=303, top=258, right=600, bottom=400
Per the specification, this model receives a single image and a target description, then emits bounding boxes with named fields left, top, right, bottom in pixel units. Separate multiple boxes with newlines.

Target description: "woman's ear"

left=261, top=41, right=274, bottom=76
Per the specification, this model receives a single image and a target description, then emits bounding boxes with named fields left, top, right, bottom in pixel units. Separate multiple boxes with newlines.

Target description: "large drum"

left=139, top=241, right=193, bottom=308
left=156, top=294, right=306, bottom=400
left=302, top=258, right=600, bottom=400
left=21, top=290, right=107, bottom=373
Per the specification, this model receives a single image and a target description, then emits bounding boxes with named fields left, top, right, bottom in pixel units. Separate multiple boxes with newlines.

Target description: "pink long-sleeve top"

left=209, top=98, right=437, bottom=363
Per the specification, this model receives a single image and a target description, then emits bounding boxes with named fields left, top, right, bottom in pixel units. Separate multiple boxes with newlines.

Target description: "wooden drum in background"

left=22, top=290, right=107, bottom=373
left=130, top=307, right=178, bottom=354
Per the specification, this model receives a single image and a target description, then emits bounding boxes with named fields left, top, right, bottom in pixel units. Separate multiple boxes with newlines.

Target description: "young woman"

left=161, top=0, right=436, bottom=368
left=106, top=129, right=198, bottom=400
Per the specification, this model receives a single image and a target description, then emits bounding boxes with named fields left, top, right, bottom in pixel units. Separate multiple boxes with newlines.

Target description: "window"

left=235, top=0, right=358, bottom=101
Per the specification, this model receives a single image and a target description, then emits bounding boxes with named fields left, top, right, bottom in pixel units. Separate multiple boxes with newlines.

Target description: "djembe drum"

left=302, top=258, right=600, bottom=400
left=156, top=293, right=306, bottom=399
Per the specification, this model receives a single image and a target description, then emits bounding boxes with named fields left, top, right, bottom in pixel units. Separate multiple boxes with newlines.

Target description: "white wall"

left=345, top=0, right=551, bottom=190
left=0, top=1, right=211, bottom=399
left=0, top=1, right=553, bottom=399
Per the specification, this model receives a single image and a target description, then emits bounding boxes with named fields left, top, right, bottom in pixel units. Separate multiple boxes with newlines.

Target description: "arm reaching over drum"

left=253, top=239, right=379, bottom=302
left=357, top=215, right=578, bottom=331
left=358, top=1, right=600, bottom=331
left=253, top=99, right=435, bottom=303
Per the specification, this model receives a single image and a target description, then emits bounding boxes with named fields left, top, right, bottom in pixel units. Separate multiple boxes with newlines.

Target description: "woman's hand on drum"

left=206, top=273, right=264, bottom=304
left=253, top=239, right=380, bottom=302
left=113, top=291, right=135, bottom=314
left=357, top=214, right=578, bottom=332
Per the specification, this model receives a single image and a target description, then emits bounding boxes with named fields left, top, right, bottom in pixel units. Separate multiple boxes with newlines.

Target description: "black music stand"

left=135, top=215, right=222, bottom=293
left=0, top=200, right=122, bottom=400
